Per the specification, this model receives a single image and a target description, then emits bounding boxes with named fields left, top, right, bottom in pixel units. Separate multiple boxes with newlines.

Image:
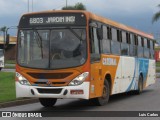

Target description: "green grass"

left=0, top=72, right=16, bottom=103
left=156, top=69, right=160, bottom=73
left=156, top=62, right=160, bottom=67
left=4, top=66, right=15, bottom=69
left=5, top=60, right=16, bottom=64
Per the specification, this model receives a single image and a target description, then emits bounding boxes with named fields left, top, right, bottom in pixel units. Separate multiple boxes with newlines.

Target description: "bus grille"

left=34, top=82, right=66, bottom=86
left=37, top=88, right=62, bottom=94
left=27, top=72, right=72, bottom=79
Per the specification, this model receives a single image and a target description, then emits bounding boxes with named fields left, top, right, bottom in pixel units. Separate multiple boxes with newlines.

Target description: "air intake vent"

left=28, top=72, right=72, bottom=79
left=37, top=88, right=62, bottom=94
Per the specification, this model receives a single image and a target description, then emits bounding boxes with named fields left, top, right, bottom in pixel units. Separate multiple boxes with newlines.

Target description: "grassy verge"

left=156, top=69, right=160, bottom=73
left=5, top=60, right=16, bottom=64
left=0, top=72, right=16, bottom=103
left=4, top=66, right=15, bottom=69
left=156, top=62, right=160, bottom=67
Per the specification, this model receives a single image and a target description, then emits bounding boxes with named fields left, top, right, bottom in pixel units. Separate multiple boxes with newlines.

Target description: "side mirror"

left=6, top=34, right=10, bottom=46
left=97, top=28, right=103, bottom=40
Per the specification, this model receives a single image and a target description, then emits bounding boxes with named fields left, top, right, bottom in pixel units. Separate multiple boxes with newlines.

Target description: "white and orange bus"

left=15, top=10, right=156, bottom=107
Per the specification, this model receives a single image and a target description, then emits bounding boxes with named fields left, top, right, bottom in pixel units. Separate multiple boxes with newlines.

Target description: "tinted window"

left=93, top=28, right=100, bottom=54
left=117, top=30, right=122, bottom=42
left=138, top=36, right=142, bottom=46
left=103, top=26, right=107, bottom=39
left=121, top=43, right=129, bottom=56
left=130, top=34, right=134, bottom=44
left=134, top=35, right=138, bottom=45
left=137, top=46, right=143, bottom=58
left=102, top=39, right=110, bottom=54
left=144, top=38, right=147, bottom=48
left=144, top=48, right=150, bottom=58
left=102, top=26, right=110, bottom=54
left=150, top=40, right=154, bottom=50
left=130, top=45, right=137, bottom=56
left=147, top=39, right=150, bottom=48
left=126, top=33, right=130, bottom=44
left=150, top=40, right=154, bottom=59
left=112, top=28, right=117, bottom=41
left=122, top=31, right=126, bottom=43
left=111, top=41, right=120, bottom=55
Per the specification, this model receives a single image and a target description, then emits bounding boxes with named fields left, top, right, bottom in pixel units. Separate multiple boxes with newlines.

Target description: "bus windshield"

left=17, top=28, right=87, bottom=69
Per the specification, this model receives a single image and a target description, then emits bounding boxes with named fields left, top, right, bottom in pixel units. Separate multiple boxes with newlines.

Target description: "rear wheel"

left=135, top=75, right=143, bottom=94
left=91, top=80, right=110, bottom=106
left=39, top=98, right=57, bottom=107
left=0, top=68, right=1, bottom=71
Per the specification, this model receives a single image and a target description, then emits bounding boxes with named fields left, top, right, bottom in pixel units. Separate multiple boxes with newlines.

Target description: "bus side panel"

left=90, top=55, right=121, bottom=98
left=110, top=56, right=121, bottom=95
left=145, top=59, right=156, bottom=87
left=137, top=58, right=149, bottom=89
left=101, top=55, right=121, bottom=95
left=121, top=56, right=137, bottom=93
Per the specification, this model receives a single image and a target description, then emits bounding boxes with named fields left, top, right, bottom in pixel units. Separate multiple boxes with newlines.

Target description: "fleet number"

left=30, top=18, right=43, bottom=24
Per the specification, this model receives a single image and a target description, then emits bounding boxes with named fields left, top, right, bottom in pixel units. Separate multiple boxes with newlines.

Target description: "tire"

left=39, top=98, right=57, bottom=107
left=0, top=68, right=1, bottom=71
left=91, top=80, right=110, bottom=106
left=135, top=75, right=143, bottom=95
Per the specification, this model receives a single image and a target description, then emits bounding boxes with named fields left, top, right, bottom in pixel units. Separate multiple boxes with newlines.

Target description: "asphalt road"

left=0, top=79, right=160, bottom=120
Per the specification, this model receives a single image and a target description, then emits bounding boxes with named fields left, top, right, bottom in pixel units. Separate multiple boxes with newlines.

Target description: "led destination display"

left=19, top=13, right=86, bottom=28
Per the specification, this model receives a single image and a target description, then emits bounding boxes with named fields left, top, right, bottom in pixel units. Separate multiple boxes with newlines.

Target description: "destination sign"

left=29, top=16, right=76, bottom=25
left=19, top=13, right=86, bottom=28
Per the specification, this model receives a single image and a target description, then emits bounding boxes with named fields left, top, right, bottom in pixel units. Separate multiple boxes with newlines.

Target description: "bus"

left=0, top=49, right=4, bottom=71
left=16, top=10, right=156, bottom=107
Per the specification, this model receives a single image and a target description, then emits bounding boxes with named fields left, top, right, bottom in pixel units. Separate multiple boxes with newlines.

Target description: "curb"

left=0, top=98, right=39, bottom=108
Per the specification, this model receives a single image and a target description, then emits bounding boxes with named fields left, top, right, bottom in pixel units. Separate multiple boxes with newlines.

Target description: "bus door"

left=90, top=26, right=103, bottom=98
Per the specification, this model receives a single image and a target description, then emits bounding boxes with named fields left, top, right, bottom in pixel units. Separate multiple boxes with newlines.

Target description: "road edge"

left=0, top=98, right=39, bottom=108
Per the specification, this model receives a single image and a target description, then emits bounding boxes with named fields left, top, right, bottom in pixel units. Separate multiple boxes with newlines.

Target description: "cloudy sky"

left=0, top=0, right=160, bottom=38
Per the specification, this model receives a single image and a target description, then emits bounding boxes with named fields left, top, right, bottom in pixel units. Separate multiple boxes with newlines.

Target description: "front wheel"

left=91, top=80, right=110, bottom=106
left=39, top=98, right=57, bottom=107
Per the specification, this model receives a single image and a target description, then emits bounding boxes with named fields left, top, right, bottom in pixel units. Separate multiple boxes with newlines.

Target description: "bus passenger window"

left=112, top=28, right=117, bottom=41
left=150, top=40, right=154, bottom=59
left=144, top=38, right=150, bottom=58
left=137, top=36, right=143, bottom=58
left=102, top=26, right=110, bottom=54
left=129, top=34, right=137, bottom=56
left=90, top=27, right=100, bottom=62
left=121, top=31, right=129, bottom=56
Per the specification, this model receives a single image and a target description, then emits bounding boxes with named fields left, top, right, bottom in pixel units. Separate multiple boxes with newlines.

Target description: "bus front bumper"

left=16, top=82, right=90, bottom=99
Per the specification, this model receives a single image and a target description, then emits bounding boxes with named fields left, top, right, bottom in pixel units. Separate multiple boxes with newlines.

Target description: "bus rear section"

left=0, top=49, right=4, bottom=71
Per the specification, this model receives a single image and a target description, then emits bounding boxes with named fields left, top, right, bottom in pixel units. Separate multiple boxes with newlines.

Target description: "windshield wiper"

left=35, top=30, right=44, bottom=58
left=67, top=27, right=84, bottom=42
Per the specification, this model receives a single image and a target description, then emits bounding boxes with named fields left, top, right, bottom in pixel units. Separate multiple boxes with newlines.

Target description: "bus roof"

left=22, top=10, right=154, bottom=40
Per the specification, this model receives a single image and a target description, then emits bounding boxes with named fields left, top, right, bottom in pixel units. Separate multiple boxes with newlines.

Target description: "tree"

left=74, top=3, right=86, bottom=10
left=0, top=26, right=7, bottom=33
left=152, top=4, right=160, bottom=23
left=62, top=2, right=86, bottom=10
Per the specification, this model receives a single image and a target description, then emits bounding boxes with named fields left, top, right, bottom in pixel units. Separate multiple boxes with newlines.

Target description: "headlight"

left=69, top=72, right=89, bottom=86
left=16, top=72, right=31, bottom=86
